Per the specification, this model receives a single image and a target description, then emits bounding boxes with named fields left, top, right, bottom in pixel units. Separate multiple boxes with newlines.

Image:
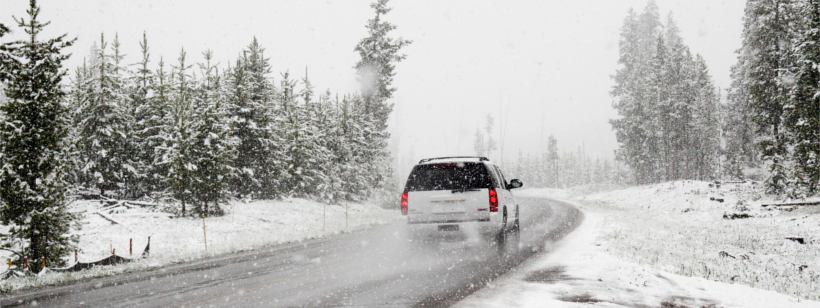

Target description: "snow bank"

left=579, top=181, right=820, bottom=301
left=456, top=183, right=820, bottom=306
left=0, top=198, right=402, bottom=293
left=456, top=207, right=817, bottom=308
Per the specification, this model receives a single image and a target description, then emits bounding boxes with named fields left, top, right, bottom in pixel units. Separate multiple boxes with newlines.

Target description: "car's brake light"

left=401, top=192, right=408, bottom=215
left=489, top=188, right=498, bottom=212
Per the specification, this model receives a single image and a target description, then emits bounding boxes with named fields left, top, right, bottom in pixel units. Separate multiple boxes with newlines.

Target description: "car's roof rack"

left=418, top=156, right=489, bottom=164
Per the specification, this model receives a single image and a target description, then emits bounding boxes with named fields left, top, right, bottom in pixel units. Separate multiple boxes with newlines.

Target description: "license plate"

left=438, top=225, right=459, bottom=231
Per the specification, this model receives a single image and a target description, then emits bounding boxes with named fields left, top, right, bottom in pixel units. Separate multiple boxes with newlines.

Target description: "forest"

left=553, top=0, right=820, bottom=198
left=0, top=0, right=408, bottom=270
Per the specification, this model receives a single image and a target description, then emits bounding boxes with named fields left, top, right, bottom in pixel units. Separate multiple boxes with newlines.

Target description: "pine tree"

left=110, top=33, right=141, bottom=199
left=610, top=3, right=663, bottom=185
left=735, top=0, right=801, bottom=195
left=611, top=2, right=720, bottom=184
left=354, top=0, right=412, bottom=131
left=691, top=55, right=720, bottom=181
left=786, top=0, right=820, bottom=195
left=76, top=33, right=131, bottom=198
left=143, top=56, right=173, bottom=197
left=308, top=90, right=339, bottom=203
left=0, top=0, right=78, bottom=271
left=129, top=32, right=156, bottom=197
left=0, top=22, right=7, bottom=76
left=66, top=60, right=93, bottom=186
left=161, top=49, right=196, bottom=215
left=547, top=135, right=559, bottom=187
left=188, top=50, right=237, bottom=215
left=227, top=39, right=279, bottom=199
left=290, top=70, right=332, bottom=198
left=279, top=71, right=305, bottom=196
left=473, top=129, right=486, bottom=157
left=484, top=114, right=498, bottom=159
left=725, top=63, right=760, bottom=179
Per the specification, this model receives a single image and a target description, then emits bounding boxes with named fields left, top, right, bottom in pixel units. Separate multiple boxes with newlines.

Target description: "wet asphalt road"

left=1, top=197, right=582, bottom=308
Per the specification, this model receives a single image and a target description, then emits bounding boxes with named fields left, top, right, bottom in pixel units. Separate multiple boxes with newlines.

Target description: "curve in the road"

left=1, top=197, right=583, bottom=308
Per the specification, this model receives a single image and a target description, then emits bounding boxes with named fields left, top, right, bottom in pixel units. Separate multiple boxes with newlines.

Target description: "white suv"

left=401, top=156, right=523, bottom=247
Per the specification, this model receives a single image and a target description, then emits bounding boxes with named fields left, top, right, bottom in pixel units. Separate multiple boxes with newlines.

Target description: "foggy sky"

left=0, top=0, right=744, bottom=176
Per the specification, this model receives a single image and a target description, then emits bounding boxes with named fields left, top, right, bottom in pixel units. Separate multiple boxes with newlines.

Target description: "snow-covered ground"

left=0, top=198, right=402, bottom=292
left=457, top=182, right=820, bottom=307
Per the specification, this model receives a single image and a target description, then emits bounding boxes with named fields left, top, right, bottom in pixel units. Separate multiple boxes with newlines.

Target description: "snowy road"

left=1, top=197, right=582, bottom=307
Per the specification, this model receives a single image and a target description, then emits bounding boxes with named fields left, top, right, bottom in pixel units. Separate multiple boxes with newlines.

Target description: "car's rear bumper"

left=405, top=213, right=503, bottom=240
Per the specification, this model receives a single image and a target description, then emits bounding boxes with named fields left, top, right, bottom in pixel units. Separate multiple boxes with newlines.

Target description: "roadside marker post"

left=7, top=258, right=10, bottom=268
left=75, top=249, right=78, bottom=262
left=130, top=238, right=133, bottom=255
left=24, top=258, right=27, bottom=270
left=202, top=215, right=208, bottom=251
left=41, top=257, right=45, bottom=269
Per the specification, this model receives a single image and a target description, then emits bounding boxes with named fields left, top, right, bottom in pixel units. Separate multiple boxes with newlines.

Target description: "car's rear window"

left=404, top=162, right=493, bottom=192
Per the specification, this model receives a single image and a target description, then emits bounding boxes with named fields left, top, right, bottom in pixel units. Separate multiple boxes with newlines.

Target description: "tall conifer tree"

left=0, top=0, right=78, bottom=271
left=787, top=0, right=820, bottom=195
left=734, top=0, right=800, bottom=194
left=354, top=0, right=411, bottom=131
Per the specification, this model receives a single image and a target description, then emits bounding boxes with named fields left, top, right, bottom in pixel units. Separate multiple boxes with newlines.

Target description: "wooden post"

left=7, top=258, right=10, bottom=268
left=24, top=258, right=27, bottom=269
left=202, top=215, right=208, bottom=251
left=41, top=257, right=45, bottom=269
left=113, top=248, right=115, bottom=255
left=130, top=238, right=133, bottom=255
left=75, top=249, right=78, bottom=262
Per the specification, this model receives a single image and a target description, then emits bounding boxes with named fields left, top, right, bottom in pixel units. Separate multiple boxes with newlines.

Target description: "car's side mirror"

left=508, top=179, right=523, bottom=189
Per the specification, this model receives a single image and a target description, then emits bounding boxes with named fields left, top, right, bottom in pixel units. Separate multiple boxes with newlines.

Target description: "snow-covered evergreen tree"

left=547, top=135, right=559, bottom=187
left=110, top=33, right=142, bottom=199
left=160, top=49, right=197, bottom=215
left=0, top=0, right=78, bottom=271
left=733, top=0, right=801, bottom=195
left=128, top=32, right=156, bottom=198
left=76, top=33, right=132, bottom=198
left=354, top=0, right=412, bottom=131
left=187, top=50, right=237, bottom=215
left=725, top=63, right=760, bottom=180
left=288, top=71, right=332, bottom=198
left=610, top=4, right=662, bottom=185
left=786, top=0, right=820, bottom=195
left=141, top=56, right=173, bottom=197
left=226, top=39, right=280, bottom=199
left=611, top=2, right=720, bottom=184
left=473, top=129, right=486, bottom=157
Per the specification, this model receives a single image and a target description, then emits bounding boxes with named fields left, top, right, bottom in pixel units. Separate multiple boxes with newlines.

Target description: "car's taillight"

left=401, top=192, right=408, bottom=215
left=489, top=188, right=498, bottom=212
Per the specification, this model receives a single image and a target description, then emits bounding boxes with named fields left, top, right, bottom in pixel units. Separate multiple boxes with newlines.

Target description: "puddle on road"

left=660, top=295, right=719, bottom=308
left=523, top=266, right=576, bottom=284
left=557, top=293, right=600, bottom=303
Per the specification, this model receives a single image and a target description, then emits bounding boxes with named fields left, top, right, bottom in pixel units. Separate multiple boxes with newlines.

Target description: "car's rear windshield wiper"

left=451, top=188, right=480, bottom=193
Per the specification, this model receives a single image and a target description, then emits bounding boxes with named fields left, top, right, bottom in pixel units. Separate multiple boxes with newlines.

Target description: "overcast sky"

left=0, top=0, right=745, bottom=176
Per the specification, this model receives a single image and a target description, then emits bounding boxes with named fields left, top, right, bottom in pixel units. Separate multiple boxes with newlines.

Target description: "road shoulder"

left=454, top=196, right=818, bottom=308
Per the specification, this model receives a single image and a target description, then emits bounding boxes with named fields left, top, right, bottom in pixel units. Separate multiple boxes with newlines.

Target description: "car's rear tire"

left=510, top=205, right=520, bottom=250
left=496, top=208, right=508, bottom=251
left=497, top=206, right=521, bottom=254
